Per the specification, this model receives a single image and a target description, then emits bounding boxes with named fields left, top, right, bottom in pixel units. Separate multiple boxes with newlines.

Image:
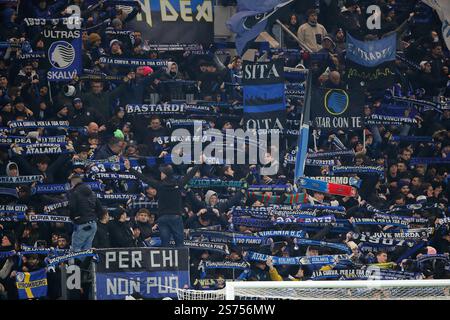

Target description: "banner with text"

left=94, top=247, right=190, bottom=299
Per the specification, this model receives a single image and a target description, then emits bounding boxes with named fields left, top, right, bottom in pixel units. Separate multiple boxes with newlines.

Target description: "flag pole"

left=275, top=19, right=313, bottom=53
left=294, top=70, right=312, bottom=188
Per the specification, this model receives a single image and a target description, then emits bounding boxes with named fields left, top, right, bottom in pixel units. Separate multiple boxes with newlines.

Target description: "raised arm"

left=124, top=159, right=161, bottom=189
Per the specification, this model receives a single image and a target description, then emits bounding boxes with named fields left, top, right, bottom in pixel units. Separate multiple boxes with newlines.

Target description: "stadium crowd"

left=0, top=0, right=449, bottom=300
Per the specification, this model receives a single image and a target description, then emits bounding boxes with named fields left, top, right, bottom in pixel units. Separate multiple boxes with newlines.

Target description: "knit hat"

left=141, top=66, right=154, bottom=76
left=205, top=190, right=217, bottom=205
left=113, top=129, right=125, bottom=140
left=88, top=33, right=101, bottom=44
left=110, top=39, right=122, bottom=48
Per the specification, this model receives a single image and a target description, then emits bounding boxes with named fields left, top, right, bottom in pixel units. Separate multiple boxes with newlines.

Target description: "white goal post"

left=177, top=280, right=450, bottom=300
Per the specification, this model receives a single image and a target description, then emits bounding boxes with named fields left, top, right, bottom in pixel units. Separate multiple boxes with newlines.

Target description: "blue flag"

left=346, top=33, right=396, bottom=67
left=16, top=269, right=48, bottom=300
left=226, top=0, right=293, bottom=56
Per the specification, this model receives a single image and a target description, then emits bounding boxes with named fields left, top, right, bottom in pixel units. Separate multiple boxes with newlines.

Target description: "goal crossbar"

left=224, top=280, right=450, bottom=300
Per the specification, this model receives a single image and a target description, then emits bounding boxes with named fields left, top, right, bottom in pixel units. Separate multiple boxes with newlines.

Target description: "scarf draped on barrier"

left=147, top=238, right=230, bottom=255
left=198, top=260, right=250, bottom=279
left=98, top=56, right=167, bottom=67
left=0, top=175, right=43, bottom=184
left=14, top=143, right=73, bottom=155
left=45, top=249, right=98, bottom=271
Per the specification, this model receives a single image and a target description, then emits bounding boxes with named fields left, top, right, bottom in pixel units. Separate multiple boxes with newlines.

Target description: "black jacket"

left=109, top=220, right=136, bottom=248
left=93, top=221, right=111, bottom=248
left=129, top=165, right=200, bottom=217
left=68, top=182, right=102, bottom=225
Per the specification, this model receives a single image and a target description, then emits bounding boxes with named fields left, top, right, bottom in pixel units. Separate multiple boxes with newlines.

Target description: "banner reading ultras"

left=132, top=0, right=214, bottom=44
left=95, top=248, right=190, bottom=299
left=243, top=59, right=286, bottom=132
left=43, top=28, right=82, bottom=82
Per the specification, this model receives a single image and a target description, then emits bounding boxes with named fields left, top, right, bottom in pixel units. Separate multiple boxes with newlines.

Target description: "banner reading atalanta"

left=43, top=28, right=82, bottom=82
left=243, top=59, right=286, bottom=132
left=94, top=248, right=189, bottom=299
left=310, top=87, right=364, bottom=129
left=345, top=33, right=397, bottom=90
left=130, top=0, right=213, bottom=45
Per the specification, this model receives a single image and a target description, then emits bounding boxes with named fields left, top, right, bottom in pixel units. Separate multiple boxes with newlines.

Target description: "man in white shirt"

left=297, top=9, right=328, bottom=52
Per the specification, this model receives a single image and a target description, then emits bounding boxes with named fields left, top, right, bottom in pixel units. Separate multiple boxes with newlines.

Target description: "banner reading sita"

left=243, top=59, right=286, bottom=132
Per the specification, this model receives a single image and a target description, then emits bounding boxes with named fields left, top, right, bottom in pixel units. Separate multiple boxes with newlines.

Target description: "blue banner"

left=346, top=33, right=396, bottom=67
left=16, top=269, right=48, bottom=300
left=95, top=248, right=190, bottom=300
left=43, top=28, right=82, bottom=82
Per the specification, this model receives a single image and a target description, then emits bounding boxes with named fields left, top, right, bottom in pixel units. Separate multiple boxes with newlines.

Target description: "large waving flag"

left=226, top=0, right=294, bottom=56
left=422, top=0, right=450, bottom=50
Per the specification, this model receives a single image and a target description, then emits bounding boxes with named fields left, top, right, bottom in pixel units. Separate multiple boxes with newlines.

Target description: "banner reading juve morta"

left=345, top=33, right=397, bottom=90
left=243, top=59, right=286, bottom=132
left=130, top=0, right=213, bottom=45
left=94, top=248, right=190, bottom=299
left=43, top=28, right=82, bottom=82
left=310, top=87, right=364, bottom=129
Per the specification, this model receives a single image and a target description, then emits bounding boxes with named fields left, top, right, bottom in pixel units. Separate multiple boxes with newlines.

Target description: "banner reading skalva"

left=131, top=0, right=214, bottom=45
left=243, top=59, right=286, bottom=132
left=310, top=87, right=364, bottom=129
left=43, top=28, right=82, bottom=82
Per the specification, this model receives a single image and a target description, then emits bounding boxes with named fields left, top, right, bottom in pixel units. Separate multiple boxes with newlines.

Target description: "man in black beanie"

left=124, top=158, right=202, bottom=247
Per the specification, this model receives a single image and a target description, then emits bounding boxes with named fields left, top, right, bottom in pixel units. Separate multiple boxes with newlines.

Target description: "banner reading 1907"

left=131, top=0, right=214, bottom=45
left=94, top=248, right=190, bottom=299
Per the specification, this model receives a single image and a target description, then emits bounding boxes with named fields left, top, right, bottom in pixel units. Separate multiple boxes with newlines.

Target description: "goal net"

left=177, top=280, right=450, bottom=300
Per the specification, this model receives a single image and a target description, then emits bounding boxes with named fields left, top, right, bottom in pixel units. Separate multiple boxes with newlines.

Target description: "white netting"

left=177, top=288, right=226, bottom=300
left=177, top=280, right=450, bottom=300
